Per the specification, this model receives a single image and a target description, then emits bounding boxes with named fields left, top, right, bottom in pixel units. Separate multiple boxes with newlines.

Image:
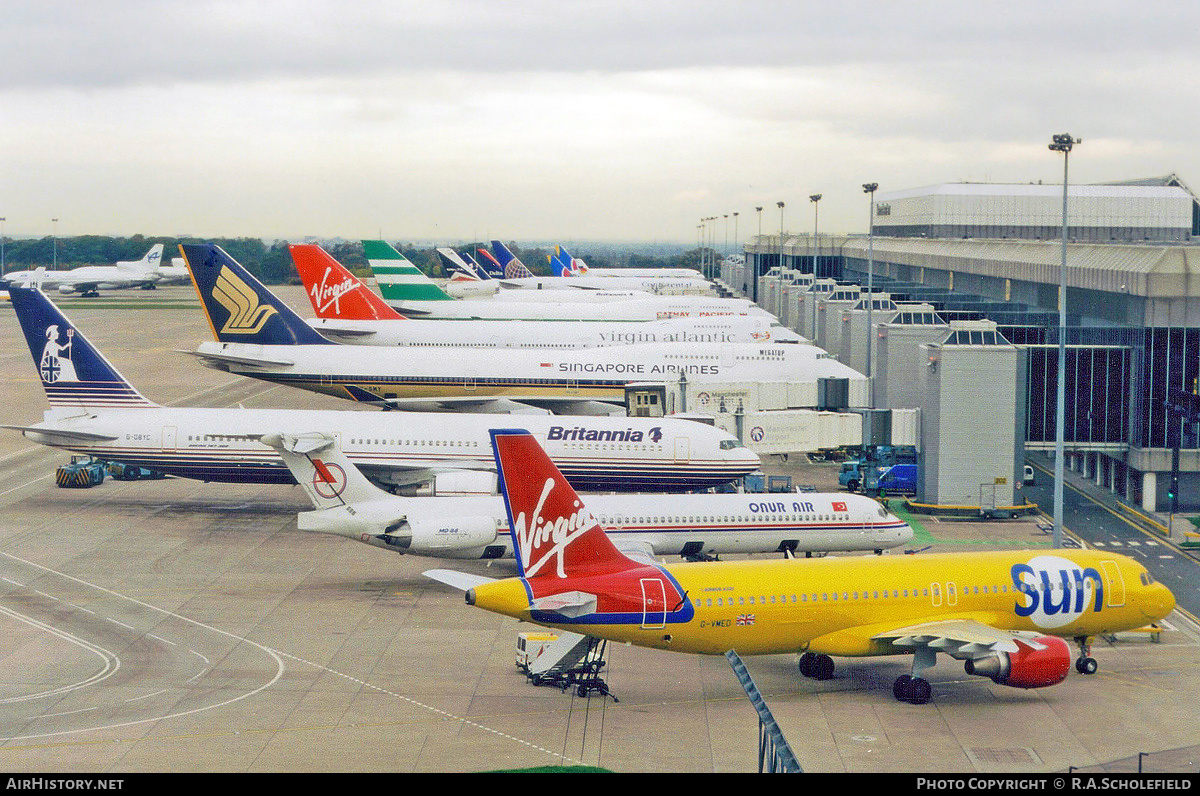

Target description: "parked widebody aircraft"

left=290, top=244, right=800, bottom=347
left=2, top=245, right=164, bottom=297
left=488, top=241, right=713, bottom=296
left=3, top=287, right=760, bottom=492
left=182, top=243, right=852, bottom=414
left=263, top=431, right=911, bottom=560
left=426, top=429, right=1175, bottom=705
left=549, top=244, right=704, bottom=280
left=365, top=240, right=767, bottom=320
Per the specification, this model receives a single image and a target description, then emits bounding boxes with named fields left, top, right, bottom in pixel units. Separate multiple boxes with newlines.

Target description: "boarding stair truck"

left=519, top=630, right=618, bottom=700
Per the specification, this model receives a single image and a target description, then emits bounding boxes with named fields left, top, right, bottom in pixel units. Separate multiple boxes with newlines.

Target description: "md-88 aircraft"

left=3, top=287, right=760, bottom=492
left=262, top=431, right=911, bottom=560
left=426, top=430, right=1176, bottom=705
left=290, top=244, right=800, bottom=347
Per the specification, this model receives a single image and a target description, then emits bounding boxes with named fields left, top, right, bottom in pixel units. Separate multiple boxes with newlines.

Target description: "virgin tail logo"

left=510, top=477, right=597, bottom=579
left=213, top=267, right=277, bottom=334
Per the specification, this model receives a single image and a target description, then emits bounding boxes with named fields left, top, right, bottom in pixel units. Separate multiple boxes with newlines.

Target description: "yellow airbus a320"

left=426, top=429, right=1176, bottom=704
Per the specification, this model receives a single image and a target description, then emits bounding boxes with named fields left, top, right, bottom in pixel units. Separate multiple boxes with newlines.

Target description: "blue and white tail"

left=8, top=286, right=157, bottom=409
left=488, top=240, right=536, bottom=279
left=180, top=243, right=333, bottom=346
left=435, top=247, right=487, bottom=281
left=548, top=245, right=581, bottom=277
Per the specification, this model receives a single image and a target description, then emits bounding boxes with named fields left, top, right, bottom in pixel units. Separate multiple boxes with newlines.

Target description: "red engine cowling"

left=964, top=636, right=1072, bottom=689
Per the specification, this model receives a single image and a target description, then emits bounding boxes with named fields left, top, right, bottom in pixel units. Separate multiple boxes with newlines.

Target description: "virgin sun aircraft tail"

left=362, top=239, right=454, bottom=302
left=289, top=244, right=405, bottom=321
left=180, top=243, right=333, bottom=346
left=8, top=286, right=157, bottom=410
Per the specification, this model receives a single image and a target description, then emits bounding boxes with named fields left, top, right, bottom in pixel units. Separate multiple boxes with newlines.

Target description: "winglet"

left=288, top=244, right=405, bottom=321
left=180, top=243, right=334, bottom=345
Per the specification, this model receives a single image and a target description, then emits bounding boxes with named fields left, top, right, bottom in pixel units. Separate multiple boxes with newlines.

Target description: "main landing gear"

left=1074, top=635, right=1098, bottom=675
left=798, top=652, right=834, bottom=680
left=892, top=674, right=932, bottom=704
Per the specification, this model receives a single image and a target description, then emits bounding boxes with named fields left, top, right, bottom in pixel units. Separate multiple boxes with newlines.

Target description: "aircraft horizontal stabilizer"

left=372, top=396, right=554, bottom=415
left=1, top=425, right=119, bottom=443
left=531, top=591, right=598, bottom=618
left=180, top=348, right=296, bottom=368
left=423, top=569, right=496, bottom=591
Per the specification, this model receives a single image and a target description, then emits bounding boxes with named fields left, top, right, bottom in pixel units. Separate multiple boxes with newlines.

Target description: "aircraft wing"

left=872, top=619, right=1049, bottom=658
left=179, top=348, right=296, bottom=368
left=364, top=395, right=555, bottom=415
left=1, top=424, right=119, bottom=443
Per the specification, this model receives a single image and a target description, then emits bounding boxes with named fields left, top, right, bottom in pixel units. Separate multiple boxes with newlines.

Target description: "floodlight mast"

left=1048, top=133, right=1080, bottom=550
left=862, top=183, right=878, bottom=393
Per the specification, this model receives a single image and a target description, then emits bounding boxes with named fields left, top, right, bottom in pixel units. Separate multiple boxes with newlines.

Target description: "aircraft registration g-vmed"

left=1, top=245, right=164, bottom=297
left=289, top=244, right=800, bottom=347
left=425, top=430, right=1176, bottom=705
left=3, top=286, right=760, bottom=492
left=181, top=243, right=852, bottom=414
left=263, top=431, right=911, bottom=560
left=364, top=240, right=769, bottom=321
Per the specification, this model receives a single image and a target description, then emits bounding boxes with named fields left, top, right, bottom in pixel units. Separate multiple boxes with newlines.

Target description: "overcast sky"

left=2, top=1, right=1197, bottom=246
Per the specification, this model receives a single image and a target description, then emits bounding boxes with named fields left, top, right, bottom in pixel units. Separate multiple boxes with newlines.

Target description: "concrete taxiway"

left=0, top=286, right=1198, bottom=773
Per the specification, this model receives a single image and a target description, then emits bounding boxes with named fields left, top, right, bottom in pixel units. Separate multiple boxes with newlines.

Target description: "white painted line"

left=105, top=617, right=134, bottom=631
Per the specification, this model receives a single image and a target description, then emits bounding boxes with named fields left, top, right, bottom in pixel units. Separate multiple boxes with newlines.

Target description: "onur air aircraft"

left=290, top=244, right=800, bottom=347
left=426, top=429, right=1176, bottom=705
left=181, top=243, right=855, bottom=414
left=263, top=431, right=912, bottom=560
left=3, top=286, right=760, bottom=492
left=548, top=244, right=704, bottom=280
left=364, top=240, right=769, bottom=321
left=2, top=244, right=165, bottom=297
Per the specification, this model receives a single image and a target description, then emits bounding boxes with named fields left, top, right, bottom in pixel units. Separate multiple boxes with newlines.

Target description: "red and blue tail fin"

left=489, top=428, right=636, bottom=580
left=180, top=243, right=334, bottom=345
left=488, top=241, right=535, bottom=279
left=288, top=244, right=405, bottom=321
left=8, top=287, right=157, bottom=409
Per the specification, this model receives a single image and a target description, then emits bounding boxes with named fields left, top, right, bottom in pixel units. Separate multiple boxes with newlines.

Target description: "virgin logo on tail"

left=511, top=477, right=597, bottom=579
left=309, top=266, right=361, bottom=316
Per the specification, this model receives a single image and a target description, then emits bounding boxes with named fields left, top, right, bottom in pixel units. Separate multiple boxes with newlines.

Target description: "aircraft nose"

left=1147, top=583, right=1176, bottom=621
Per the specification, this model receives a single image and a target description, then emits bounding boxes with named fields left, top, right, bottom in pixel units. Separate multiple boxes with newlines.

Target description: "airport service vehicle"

left=364, top=240, right=767, bottom=321
left=291, top=244, right=799, bottom=347
left=4, top=286, right=760, bottom=492
left=2, top=245, right=164, bottom=297
left=181, top=244, right=849, bottom=415
left=262, top=431, right=911, bottom=560
left=425, top=429, right=1175, bottom=705
left=55, top=455, right=106, bottom=488
left=871, top=463, right=919, bottom=496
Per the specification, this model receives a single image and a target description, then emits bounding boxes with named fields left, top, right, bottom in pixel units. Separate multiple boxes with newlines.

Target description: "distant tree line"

left=0, top=235, right=707, bottom=284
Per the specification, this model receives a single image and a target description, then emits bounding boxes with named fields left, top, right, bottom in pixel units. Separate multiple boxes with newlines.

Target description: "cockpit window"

left=1140, top=572, right=1156, bottom=586
left=719, top=439, right=744, bottom=450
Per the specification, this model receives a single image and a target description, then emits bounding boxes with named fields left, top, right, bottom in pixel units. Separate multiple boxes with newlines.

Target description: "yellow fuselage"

left=470, top=549, right=1174, bottom=657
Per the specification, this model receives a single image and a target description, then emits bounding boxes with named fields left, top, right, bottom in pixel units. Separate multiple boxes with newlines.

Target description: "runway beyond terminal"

left=1, top=286, right=1199, bottom=773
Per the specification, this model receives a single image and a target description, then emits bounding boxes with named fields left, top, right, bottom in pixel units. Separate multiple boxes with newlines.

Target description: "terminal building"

left=727, top=176, right=1200, bottom=513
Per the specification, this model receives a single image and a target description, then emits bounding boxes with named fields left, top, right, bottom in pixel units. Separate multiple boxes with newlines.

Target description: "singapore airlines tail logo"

left=212, top=266, right=277, bottom=334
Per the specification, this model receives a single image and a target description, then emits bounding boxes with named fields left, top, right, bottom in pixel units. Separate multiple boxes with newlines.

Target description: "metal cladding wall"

left=918, top=328, right=1020, bottom=507
left=875, top=315, right=951, bottom=410
left=874, top=183, right=1193, bottom=242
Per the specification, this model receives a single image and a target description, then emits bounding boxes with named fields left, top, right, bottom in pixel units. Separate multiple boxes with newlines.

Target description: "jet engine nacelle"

left=58, top=284, right=77, bottom=295
left=963, top=636, right=1071, bottom=689
left=384, top=515, right=499, bottom=557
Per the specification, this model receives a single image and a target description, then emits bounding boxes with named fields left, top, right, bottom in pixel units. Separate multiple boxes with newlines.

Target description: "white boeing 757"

left=4, top=287, right=760, bottom=493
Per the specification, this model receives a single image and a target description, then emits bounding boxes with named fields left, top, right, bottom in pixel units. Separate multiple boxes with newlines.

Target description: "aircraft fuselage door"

left=162, top=426, right=177, bottom=451
left=1100, top=560, right=1126, bottom=607
left=641, top=577, right=666, bottom=629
